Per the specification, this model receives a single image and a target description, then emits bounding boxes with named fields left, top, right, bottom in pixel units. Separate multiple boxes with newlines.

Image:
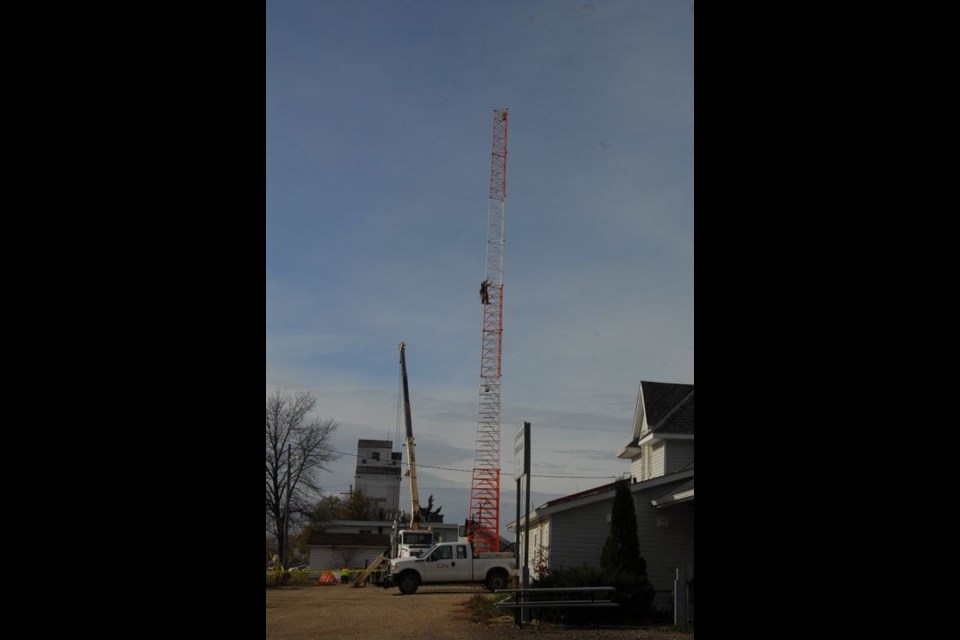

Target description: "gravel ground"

left=266, top=583, right=692, bottom=640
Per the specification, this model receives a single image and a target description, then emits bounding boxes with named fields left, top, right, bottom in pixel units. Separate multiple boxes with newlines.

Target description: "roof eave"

left=617, top=445, right=642, bottom=459
left=535, top=470, right=695, bottom=519
left=506, top=510, right=543, bottom=532
left=638, top=432, right=694, bottom=446
left=652, top=489, right=695, bottom=508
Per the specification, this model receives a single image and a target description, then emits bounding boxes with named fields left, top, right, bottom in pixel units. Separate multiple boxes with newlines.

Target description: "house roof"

left=508, top=468, right=695, bottom=530
left=651, top=478, right=694, bottom=508
left=627, top=381, right=694, bottom=445
left=539, top=481, right=620, bottom=510
left=641, top=381, right=694, bottom=433
left=306, top=532, right=391, bottom=547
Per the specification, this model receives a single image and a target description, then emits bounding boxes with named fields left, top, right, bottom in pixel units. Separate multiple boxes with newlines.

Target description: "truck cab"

left=395, top=529, right=434, bottom=558
left=416, top=541, right=473, bottom=582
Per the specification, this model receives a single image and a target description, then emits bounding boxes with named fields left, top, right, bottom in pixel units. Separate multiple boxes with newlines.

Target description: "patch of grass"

left=461, top=593, right=513, bottom=623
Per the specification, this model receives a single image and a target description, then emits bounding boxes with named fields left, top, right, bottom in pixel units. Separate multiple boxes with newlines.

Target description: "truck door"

left=422, top=544, right=457, bottom=582
left=454, top=544, right=471, bottom=581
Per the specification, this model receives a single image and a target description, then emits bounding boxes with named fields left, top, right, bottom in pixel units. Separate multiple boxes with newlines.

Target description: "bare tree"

left=265, top=389, right=339, bottom=567
left=331, top=546, right=358, bottom=568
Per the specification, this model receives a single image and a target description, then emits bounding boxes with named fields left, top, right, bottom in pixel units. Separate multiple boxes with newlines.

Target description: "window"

left=361, top=459, right=366, bottom=464
left=402, top=532, right=433, bottom=546
left=456, top=545, right=467, bottom=559
left=432, top=546, right=453, bottom=560
left=372, top=452, right=380, bottom=461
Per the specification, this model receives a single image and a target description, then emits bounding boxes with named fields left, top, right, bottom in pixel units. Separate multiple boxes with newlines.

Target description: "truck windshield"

left=401, top=532, right=434, bottom=546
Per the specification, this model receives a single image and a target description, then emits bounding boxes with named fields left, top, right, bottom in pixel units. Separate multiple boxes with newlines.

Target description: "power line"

left=324, top=448, right=616, bottom=479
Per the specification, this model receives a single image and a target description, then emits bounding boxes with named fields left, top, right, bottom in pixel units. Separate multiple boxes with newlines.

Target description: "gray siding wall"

left=545, top=480, right=694, bottom=603
left=549, top=499, right=612, bottom=570
left=309, top=548, right=339, bottom=572
left=308, top=546, right=384, bottom=572
left=635, top=499, right=693, bottom=600
left=651, top=442, right=665, bottom=478
left=664, top=441, right=694, bottom=475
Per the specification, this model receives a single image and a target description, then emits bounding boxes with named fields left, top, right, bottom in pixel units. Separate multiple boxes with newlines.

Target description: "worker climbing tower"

left=468, top=108, right=508, bottom=553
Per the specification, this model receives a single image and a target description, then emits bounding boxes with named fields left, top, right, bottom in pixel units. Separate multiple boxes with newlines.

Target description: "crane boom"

left=468, top=108, right=508, bottom=553
left=398, top=341, right=422, bottom=530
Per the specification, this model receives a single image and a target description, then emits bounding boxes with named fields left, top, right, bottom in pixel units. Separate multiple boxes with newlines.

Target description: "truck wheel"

left=485, top=569, right=508, bottom=593
left=397, top=571, right=420, bottom=595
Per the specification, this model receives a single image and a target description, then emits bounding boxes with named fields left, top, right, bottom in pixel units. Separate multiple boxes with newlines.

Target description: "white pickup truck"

left=381, top=541, right=514, bottom=594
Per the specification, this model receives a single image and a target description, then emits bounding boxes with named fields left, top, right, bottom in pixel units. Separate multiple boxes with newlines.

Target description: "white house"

left=307, top=531, right=391, bottom=574
left=509, top=381, right=694, bottom=608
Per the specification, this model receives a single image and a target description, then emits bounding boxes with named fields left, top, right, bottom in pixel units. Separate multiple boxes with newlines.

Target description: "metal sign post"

left=513, top=422, right=531, bottom=626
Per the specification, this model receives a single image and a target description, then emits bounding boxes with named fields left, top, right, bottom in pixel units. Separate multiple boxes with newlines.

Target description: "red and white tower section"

left=468, top=108, right=508, bottom=553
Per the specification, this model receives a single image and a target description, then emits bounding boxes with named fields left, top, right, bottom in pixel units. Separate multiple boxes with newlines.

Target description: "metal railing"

left=495, top=586, right=618, bottom=628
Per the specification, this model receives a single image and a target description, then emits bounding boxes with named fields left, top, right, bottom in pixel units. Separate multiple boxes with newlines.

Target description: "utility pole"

left=283, top=443, right=292, bottom=569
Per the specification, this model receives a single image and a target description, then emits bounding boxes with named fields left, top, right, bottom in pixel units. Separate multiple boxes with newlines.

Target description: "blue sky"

left=266, top=0, right=693, bottom=539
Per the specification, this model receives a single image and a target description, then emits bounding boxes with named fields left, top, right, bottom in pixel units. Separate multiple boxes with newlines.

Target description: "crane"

left=398, top=341, right=422, bottom=531
left=467, top=108, right=508, bottom=553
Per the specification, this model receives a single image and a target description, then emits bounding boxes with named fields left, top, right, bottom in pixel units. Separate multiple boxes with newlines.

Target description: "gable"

left=631, top=387, right=647, bottom=439
left=628, top=381, right=695, bottom=454
left=641, top=381, right=693, bottom=427
left=631, top=381, right=693, bottom=437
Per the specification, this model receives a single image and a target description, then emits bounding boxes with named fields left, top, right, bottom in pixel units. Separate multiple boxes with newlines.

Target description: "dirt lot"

left=265, top=583, right=692, bottom=640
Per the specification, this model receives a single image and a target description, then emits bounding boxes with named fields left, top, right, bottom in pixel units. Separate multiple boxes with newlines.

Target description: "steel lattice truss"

left=469, top=109, right=508, bottom=553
